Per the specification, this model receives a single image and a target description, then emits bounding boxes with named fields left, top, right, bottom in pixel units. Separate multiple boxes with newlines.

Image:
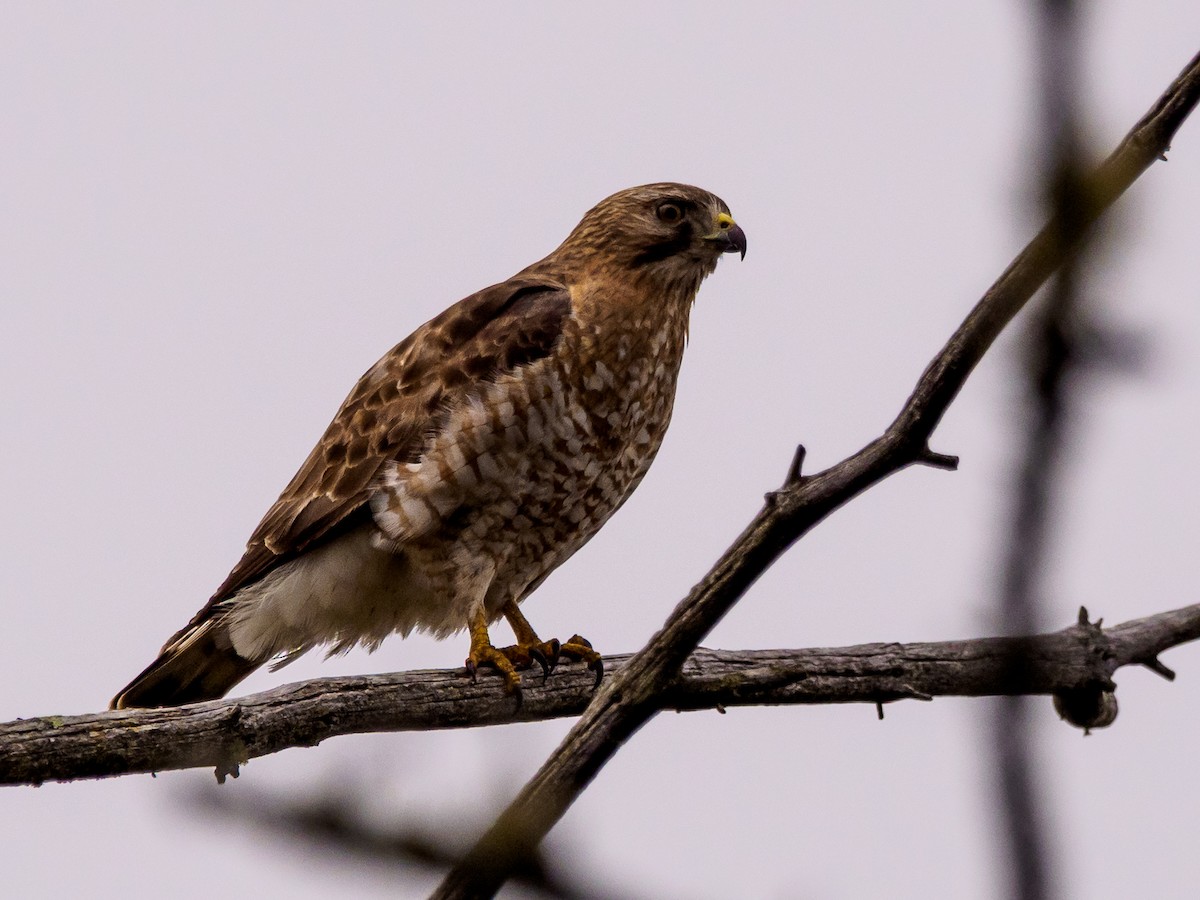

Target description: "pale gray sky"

left=2, top=3, right=1199, bottom=898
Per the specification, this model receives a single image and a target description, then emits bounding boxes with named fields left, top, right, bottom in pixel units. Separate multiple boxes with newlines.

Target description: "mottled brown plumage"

left=112, top=183, right=745, bottom=709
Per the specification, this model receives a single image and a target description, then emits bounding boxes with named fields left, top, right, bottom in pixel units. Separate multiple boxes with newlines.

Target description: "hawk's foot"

left=494, top=637, right=562, bottom=682
left=560, top=634, right=604, bottom=689
left=465, top=608, right=564, bottom=698
left=465, top=607, right=524, bottom=695
left=495, top=602, right=604, bottom=689
left=468, top=633, right=602, bottom=691
left=464, top=641, right=523, bottom=695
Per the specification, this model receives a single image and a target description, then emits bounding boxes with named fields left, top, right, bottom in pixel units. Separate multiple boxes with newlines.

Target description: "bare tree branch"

left=432, top=48, right=1200, bottom=899
left=3, top=603, right=1197, bottom=788
left=1, top=42, right=1194, bottom=900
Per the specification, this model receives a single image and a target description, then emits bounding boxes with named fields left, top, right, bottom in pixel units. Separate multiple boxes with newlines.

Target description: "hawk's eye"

left=655, top=202, right=685, bottom=224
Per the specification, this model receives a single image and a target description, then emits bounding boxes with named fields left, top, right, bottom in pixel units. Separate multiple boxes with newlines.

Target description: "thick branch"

left=433, top=48, right=1200, bottom=899
left=3, top=603, right=1197, bottom=788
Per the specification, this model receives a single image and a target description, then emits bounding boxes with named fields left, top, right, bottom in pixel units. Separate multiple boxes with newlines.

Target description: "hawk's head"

left=554, top=183, right=746, bottom=286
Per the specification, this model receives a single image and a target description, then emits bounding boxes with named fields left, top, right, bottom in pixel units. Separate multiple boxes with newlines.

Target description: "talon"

left=466, top=640, right=522, bottom=693
left=528, top=646, right=551, bottom=682
left=558, top=634, right=603, bottom=687
left=490, top=602, right=600, bottom=691
left=589, top=656, right=604, bottom=689
left=485, top=664, right=521, bottom=697
left=499, top=665, right=523, bottom=696
left=466, top=606, right=529, bottom=695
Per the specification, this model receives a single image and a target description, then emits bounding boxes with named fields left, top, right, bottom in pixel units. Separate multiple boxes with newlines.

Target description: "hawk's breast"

left=370, top=304, right=689, bottom=619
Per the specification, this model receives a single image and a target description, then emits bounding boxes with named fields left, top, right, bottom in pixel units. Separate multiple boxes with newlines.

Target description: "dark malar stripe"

left=630, top=223, right=693, bottom=267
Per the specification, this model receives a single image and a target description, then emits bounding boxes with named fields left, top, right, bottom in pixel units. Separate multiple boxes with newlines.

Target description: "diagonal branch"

left=2, top=603, right=1197, bottom=788
left=431, top=48, right=1200, bottom=899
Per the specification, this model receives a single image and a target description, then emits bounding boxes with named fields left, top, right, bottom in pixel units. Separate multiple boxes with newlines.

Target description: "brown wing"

left=207, top=273, right=573, bottom=606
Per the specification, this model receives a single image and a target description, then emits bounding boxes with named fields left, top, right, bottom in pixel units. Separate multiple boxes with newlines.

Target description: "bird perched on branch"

left=112, top=183, right=746, bottom=709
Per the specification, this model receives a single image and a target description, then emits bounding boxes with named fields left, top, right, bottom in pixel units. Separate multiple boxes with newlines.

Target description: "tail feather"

left=111, top=618, right=261, bottom=709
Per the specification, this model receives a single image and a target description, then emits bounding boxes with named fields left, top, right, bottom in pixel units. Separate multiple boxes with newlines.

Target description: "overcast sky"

left=3, top=3, right=1199, bottom=898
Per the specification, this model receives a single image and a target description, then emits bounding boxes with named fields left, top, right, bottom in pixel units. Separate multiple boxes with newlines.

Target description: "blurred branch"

left=433, top=47, right=1200, bottom=899
left=189, top=786, right=619, bottom=900
left=3, top=602, right=1198, bottom=787
left=989, top=2, right=1087, bottom=897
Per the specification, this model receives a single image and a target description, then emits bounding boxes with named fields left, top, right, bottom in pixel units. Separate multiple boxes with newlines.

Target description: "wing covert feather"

left=207, top=274, right=572, bottom=604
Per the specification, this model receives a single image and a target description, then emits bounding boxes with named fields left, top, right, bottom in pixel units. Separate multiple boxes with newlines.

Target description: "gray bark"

left=3, top=604, right=1195, bottom=788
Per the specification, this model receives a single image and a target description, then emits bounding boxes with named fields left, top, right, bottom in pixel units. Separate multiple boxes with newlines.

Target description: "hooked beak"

left=706, top=212, right=747, bottom=260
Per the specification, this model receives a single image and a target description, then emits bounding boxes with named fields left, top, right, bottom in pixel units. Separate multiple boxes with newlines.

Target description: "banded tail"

left=110, top=618, right=261, bottom=709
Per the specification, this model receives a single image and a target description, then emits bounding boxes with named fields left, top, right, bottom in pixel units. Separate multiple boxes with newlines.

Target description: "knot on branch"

left=214, top=704, right=249, bottom=784
left=1051, top=607, right=1120, bottom=734
left=1070, top=605, right=1118, bottom=679
left=1052, top=687, right=1118, bottom=734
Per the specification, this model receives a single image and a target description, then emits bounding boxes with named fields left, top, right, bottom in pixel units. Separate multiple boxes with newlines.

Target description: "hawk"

left=112, top=183, right=746, bottom=708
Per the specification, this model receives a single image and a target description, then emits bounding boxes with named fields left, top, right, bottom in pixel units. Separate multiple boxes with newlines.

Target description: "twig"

left=431, top=48, right=1200, bottom=899
left=3, top=603, right=1197, bottom=787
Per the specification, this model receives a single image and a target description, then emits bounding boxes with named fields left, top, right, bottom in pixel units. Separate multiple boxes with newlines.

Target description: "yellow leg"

left=501, top=600, right=560, bottom=679
left=464, top=601, right=605, bottom=692
left=465, top=604, right=522, bottom=694
left=502, top=600, right=541, bottom=646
